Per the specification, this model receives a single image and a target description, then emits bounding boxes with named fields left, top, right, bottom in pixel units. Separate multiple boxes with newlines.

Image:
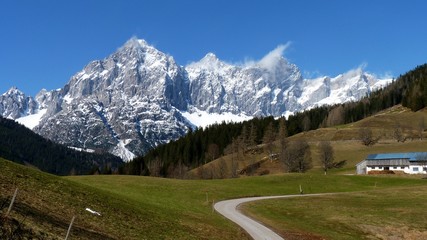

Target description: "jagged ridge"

left=0, top=38, right=391, bottom=161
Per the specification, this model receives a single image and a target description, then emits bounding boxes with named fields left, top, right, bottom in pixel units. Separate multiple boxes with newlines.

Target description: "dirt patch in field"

left=359, top=224, right=427, bottom=240
left=281, top=231, right=326, bottom=240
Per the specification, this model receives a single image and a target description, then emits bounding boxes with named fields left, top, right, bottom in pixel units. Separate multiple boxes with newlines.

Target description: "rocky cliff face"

left=186, top=52, right=303, bottom=116
left=0, top=87, right=38, bottom=119
left=0, top=38, right=391, bottom=160
left=32, top=38, right=192, bottom=159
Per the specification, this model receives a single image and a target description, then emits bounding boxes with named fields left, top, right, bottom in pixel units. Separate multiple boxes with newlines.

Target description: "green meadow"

left=243, top=184, right=427, bottom=239
left=2, top=157, right=427, bottom=239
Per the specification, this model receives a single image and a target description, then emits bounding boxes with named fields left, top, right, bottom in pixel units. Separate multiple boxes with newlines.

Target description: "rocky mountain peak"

left=115, top=37, right=154, bottom=59
left=0, top=87, right=38, bottom=119
left=5, top=86, right=24, bottom=96
left=186, top=52, right=232, bottom=75
left=123, top=37, right=149, bottom=49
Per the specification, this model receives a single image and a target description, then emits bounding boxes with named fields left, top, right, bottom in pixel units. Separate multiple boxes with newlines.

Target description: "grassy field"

left=242, top=184, right=427, bottom=239
left=68, top=174, right=427, bottom=239
left=2, top=157, right=427, bottom=239
left=2, top=106, right=427, bottom=239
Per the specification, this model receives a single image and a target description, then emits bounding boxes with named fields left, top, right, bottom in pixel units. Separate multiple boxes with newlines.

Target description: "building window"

left=401, top=167, right=405, bottom=169
left=413, top=167, right=419, bottom=172
left=423, top=167, right=427, bottom=172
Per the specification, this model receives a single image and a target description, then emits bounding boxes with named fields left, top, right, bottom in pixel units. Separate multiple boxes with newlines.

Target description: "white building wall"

left=407, top=164, right=427, bottom=174
left=365, top=164, right=427, bottom=174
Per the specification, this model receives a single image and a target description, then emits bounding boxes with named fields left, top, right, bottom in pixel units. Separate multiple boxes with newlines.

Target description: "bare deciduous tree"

left=318, top=141, right=334, bottom=175
left=197, top=164, right=214, bottom=179
left=278, top=118, right=288, bottom=149
left=239, top=125, right=248, bottom=153
left=359, top=127, right=379, bottom=146
left=282, top=140, right=312, bottom=173
left=247, top=122, right=258, bottom=149
left=393, top=122, right=406, bottom=142
left=205, top=143, right=220, bottom=163
left=278, top=118, right=289, bottom=169
left=326, top=105, right=345, bottom=127
left=148, top=157, right=163, bottom=177
left=418, top=116, right=425, bottom=140
left=217, top=158, right=228, bottom=179
left=169, top=158, right=186, bottom=179
left=230, top=156, right=239, bottom=178
left=263, top=122, right=276, bottom=161
left=302, top=115, right=311, bottom=132
left=295, top=140, right=312, bottom=173
left=224, top=137, right=240, bottom=178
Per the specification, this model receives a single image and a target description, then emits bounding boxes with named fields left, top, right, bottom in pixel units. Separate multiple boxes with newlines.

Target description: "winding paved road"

left=214, top=194, right=327, bottom=240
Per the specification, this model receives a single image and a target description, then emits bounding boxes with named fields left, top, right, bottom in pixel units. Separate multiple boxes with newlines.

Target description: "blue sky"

left=1, top=0, right=427, bottom=96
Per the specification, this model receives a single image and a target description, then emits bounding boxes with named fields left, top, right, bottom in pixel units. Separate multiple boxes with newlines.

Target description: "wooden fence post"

left=6, top=188, right=18, bottom=217
left=65, top=216, right=75, bottom=240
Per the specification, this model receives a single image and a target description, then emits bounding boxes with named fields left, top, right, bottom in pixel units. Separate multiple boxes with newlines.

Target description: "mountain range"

left=0, top=38, right=391, bottom=161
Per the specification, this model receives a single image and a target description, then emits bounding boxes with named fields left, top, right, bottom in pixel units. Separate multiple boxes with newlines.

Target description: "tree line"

left=0, top=117, right=123, bottom=175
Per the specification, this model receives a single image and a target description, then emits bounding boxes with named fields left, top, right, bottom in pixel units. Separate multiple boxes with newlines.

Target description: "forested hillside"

left=342, top=63, right=427, bottom=123
left=124, top=64, right=427, bottom=177
left=0, top=117, right=123, bottom=175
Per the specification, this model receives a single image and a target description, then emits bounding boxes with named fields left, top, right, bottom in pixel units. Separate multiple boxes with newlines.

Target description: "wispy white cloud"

left=189, top=42, right=292, bottom=70
left=257, top=42, right=291, bottom=71
left=378, top=71, right=394, bottom=79
left=234, top=42, right=292, bottom=69
left=303, top=70, right=324, bottom=79
left=338, top=63, right=394, bottom=81
left=341, top=62, right=368, bottom=78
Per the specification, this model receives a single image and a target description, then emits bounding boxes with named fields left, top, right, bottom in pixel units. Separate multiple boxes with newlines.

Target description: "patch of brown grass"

left=359, top=224, right=427, bottom=240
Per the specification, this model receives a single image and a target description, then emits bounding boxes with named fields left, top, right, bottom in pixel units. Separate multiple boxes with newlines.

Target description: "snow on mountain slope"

left=299, top=68, right=392, bottom=109
left=31, top=38, right=191, bottom=161
left=16, top=108, right=47, bottom=129
left=0, top=38, right=392, bottom=160
left=186, top=45, right=303, bottom=117
left=181, top=106, right=252, bottom=128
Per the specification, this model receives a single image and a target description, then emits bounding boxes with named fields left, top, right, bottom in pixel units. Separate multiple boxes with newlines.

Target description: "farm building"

left=356, top=152, right=427, bottom=174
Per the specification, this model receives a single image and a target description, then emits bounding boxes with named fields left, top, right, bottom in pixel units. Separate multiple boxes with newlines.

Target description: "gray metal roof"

left=365, top=159, right=410, bottom=166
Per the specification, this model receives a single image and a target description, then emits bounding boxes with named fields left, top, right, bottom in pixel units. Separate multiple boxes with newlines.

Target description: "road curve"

left=214, top=194, right=327, bottom=240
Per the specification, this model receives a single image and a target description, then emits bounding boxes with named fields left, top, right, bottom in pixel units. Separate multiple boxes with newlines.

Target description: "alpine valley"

left=0, top=38, right=391, bottom=161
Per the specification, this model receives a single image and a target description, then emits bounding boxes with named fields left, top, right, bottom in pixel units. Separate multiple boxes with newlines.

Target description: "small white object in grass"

left=85, top=208, right=101, bottom=216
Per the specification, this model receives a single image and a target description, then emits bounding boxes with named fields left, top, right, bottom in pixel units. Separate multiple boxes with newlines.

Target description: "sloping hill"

left=0, top=116, right=123, bottom=175
left=189, top=105, right=427, bottom=177
left=289, top=105, right=427, bottom=172
left=0, top=158, right=249, bottom=239
left=0, top=158, right=121, bottom=239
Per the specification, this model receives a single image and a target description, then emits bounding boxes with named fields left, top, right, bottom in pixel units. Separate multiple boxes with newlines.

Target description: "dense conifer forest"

left=0, top=117, right=123, bottom=175
left=123, top=64, right=427, bottom=177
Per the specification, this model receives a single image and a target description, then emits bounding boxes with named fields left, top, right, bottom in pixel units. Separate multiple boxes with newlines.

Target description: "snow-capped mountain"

left=0, top=87, right=38, bottom=119
left=298, top=68, right=391, bottom=110
left=34, top=38, right=191, bottom=160
left=186, top=47, right=303, bottom=116
left=0, top=38, right=391, bottom=161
